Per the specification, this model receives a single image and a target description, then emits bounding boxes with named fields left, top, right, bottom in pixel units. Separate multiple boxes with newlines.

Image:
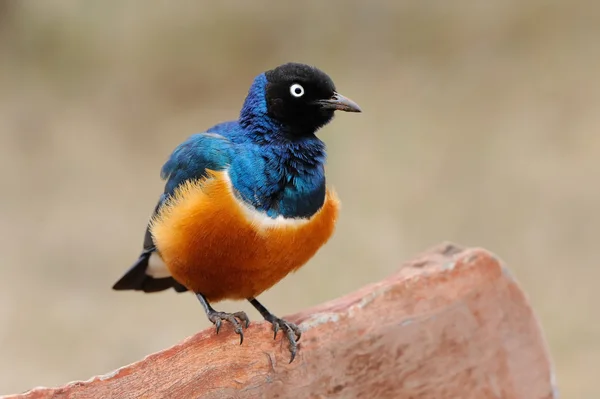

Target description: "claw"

left=234, top=311, right=250, bottom=329
left=289, top=346, right=297, bottom=364
left=286, top=327, right=298, bottom=363
left=289, top=324, right=302, bottom=342
left=266, top=317, right=301, bottom=363
left=206, top=311, right=249, bottom=345
left=247, top=298, right=302, bottom=362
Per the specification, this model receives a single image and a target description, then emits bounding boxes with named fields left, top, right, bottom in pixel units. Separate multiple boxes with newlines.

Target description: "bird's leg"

left=248, top=297, right=302, bottom=363
left=196, top=293, right=249, bottom=345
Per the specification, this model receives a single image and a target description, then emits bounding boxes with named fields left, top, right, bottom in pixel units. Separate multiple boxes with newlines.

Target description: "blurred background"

left=0, top=1, right=598, bottom=397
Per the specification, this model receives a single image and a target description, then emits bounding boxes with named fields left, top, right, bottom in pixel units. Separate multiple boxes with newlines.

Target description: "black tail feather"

left=112, top=250, right=188, bottom=293
left=112, top=252, right=150, bottom=291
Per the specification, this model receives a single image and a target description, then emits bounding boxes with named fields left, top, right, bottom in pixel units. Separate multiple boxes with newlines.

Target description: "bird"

left=112, top=62, right=361, bottom=362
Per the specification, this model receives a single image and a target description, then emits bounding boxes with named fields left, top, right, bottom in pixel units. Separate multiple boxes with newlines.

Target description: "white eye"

left=290, top=83, right=304, bottom=98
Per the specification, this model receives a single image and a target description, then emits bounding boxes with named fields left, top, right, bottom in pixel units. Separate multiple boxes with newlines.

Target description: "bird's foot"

left=207, top=310, right=249, bottom=345
left=264, top=315, right=302, bottom=363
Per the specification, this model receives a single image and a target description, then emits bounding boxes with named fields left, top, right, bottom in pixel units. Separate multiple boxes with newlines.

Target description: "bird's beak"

left=315, top=92, right=362, bottom=113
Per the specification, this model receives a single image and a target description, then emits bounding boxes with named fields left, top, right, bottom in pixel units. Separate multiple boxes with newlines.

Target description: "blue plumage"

left=160, top=132, right=233, bottom=195
left=161, top=73, right=328, bottom=218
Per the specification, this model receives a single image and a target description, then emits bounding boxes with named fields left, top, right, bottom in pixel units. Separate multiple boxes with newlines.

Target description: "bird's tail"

left=112, top=250, right=188, bottom=293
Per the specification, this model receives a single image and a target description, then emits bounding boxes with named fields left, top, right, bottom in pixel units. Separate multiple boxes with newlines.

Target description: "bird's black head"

left=263, top=63, right=361, bottom=134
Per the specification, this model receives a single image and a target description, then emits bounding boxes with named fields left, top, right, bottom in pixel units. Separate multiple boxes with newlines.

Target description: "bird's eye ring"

left=290, top=83, right=304, bottom=98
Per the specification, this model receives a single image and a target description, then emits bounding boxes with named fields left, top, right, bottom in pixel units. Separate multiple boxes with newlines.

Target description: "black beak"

left=314, top=92, right=362, bottom=113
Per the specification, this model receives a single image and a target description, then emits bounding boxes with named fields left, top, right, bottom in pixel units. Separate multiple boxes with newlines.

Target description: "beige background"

left=0, top=1, right=598, bottom=397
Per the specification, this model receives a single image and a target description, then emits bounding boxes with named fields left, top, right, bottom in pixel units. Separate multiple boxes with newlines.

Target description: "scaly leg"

left=248, top=297, right=302, bottom=363
left=196, top=293, right=249, bottom=344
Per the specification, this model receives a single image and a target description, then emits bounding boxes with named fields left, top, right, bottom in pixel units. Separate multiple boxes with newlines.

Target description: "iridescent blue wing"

left=112, top=131, right=233, bottom=293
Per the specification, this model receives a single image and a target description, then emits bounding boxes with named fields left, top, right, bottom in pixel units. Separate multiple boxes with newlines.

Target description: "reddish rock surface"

left=2, top=243, right=558, bottom=399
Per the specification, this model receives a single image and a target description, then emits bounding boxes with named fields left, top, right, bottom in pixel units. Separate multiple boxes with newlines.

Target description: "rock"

left=3, top=243, right=558, bottom=399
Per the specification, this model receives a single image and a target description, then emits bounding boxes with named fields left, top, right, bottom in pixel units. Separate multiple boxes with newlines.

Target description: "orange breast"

left=150, top=170, right=340, bottom=302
